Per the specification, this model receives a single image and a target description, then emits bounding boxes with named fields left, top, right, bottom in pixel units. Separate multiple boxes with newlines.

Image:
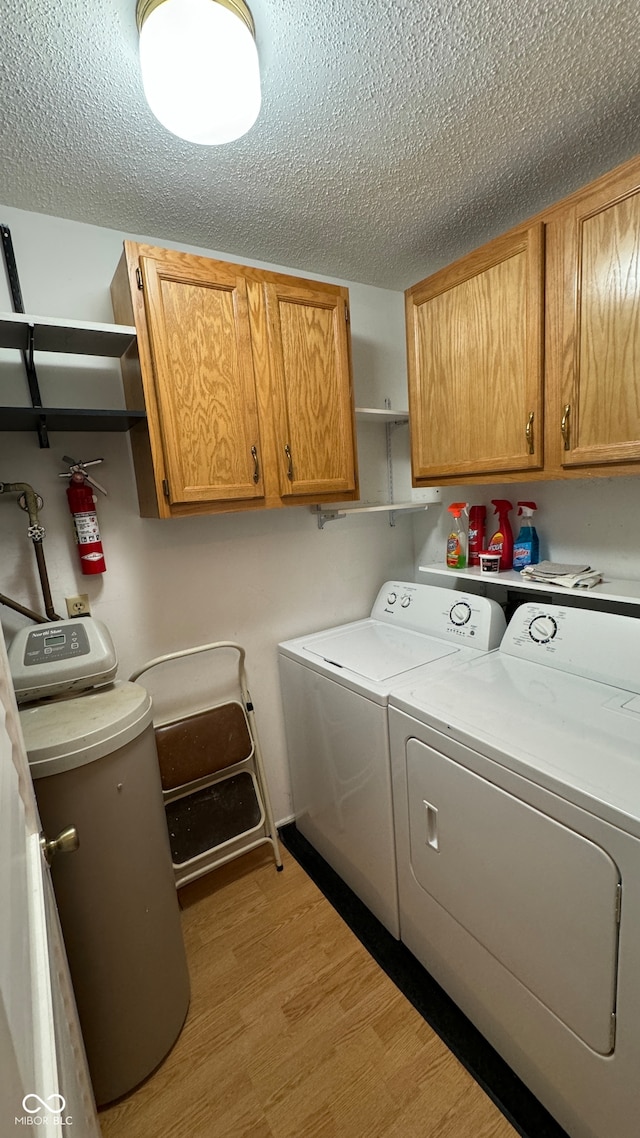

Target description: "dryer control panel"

left=501, top=602, right=640, bottom=694
left=372, top=581, right=506, bottom=651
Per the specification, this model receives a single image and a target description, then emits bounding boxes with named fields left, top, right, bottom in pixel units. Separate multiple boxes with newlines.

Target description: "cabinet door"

left=406, top=225, right=544, bottom=481
left=262, top=281, right=358, bottom=498
left=547, top=169, right=640, bottom=469
left=140, top=254, right=264, bottom=505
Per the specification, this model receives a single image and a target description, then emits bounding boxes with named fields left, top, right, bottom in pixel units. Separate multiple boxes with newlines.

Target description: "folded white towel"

left=520, top=561, right=602, bottom=589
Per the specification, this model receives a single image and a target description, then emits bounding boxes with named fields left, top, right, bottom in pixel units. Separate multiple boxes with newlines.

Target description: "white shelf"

left=325, top=403, right=412, bottom=527
left=419, top=563, right=640, bottom=607
left=328, top=501, right=426, bottom=515
left=313, top=501, right=431, bottom=529
left=0, top=311, right=136, bottom=357
left=355, top=406, right=409, bottom=422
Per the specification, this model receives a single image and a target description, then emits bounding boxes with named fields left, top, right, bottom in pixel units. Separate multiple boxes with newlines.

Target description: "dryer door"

left=406, top=739, right=620, bottom=1054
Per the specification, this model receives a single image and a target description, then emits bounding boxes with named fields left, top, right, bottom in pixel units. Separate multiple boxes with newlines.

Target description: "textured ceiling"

left=0, top=0, right=639, bottom=289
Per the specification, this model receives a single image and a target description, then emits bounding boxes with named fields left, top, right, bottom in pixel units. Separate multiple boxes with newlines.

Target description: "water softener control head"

left=8, top=616, right=117, bottom=704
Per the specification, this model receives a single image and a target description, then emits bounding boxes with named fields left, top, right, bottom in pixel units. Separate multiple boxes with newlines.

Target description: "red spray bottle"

left=487, top=500, right=514, bottom=570
left=468, top=505, right=486, bottom=567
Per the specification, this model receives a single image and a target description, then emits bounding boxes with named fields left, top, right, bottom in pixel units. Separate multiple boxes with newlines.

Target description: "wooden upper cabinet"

left=406, top=224, right=545, bottom=482
left=262, top=281, right=357, bottom=498
left=139, top=254, right=264, bottom=505
left=110, top=241, right=358, bottom=517
left=546, top=166, right=640, bottom=471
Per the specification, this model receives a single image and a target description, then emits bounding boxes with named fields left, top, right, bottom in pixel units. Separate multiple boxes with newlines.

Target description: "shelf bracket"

left=389, top=505, right=430, bottom=526
left=1, top=224, right=48, bottom=447
left=313, top=506, right=346, bottom=530
left=25, top=323, right=48, bottom=448
left=383, top=396, right=409, bottom=521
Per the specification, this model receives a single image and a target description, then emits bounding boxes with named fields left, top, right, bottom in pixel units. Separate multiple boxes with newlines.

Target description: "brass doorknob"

left=40, top=826, right=79, bottom=865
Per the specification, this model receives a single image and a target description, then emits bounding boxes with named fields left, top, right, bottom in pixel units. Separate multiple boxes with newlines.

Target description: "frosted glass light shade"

left=138, top=0, right=261, bottom=145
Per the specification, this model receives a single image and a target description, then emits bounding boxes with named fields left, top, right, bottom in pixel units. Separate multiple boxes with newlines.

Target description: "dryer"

left=278, top=581, right=505, bottom=936
left=389, top=601, right=640, bottom=1138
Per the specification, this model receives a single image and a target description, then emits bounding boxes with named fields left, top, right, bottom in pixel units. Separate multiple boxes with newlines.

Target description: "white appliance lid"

left=391, top=651, right=640, bottom=836
left=303, top=622, right=458, bottom=681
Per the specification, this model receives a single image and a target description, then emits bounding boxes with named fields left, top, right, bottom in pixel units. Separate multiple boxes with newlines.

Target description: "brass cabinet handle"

left=251, top=445, right=259, bottom=484
left=561, top=404, right=571, bottom=450
left=525, top=411, right=535, bottom=455
left=40, top=826, right=79, bottom=866
left=284, top=444, right=293, bottom=481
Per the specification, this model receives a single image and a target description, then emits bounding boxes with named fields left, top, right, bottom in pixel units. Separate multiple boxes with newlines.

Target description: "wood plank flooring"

left=99, top=847, right=519, bottom=1138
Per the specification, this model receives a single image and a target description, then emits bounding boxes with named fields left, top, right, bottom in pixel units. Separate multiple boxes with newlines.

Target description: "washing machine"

left=9, top=617, right=190, bottom=1106
left=389, top=601, right=640, bottom=1138
left=278, top=580, right=505, bottom=936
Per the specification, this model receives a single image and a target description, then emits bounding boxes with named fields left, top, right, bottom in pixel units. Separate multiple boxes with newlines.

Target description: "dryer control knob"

left=387, top=592, right=397, bottom=604
left=401, top=595, right=411, bottom=608
left=449, top=601, right=472, bottom=626
left=528, top=614, right=558, bottom=643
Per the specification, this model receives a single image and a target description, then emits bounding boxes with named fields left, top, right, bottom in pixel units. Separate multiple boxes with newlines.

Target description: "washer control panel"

left=373, top=582, right=506, bottom=651
left=8, top=617, right=118, bottom=704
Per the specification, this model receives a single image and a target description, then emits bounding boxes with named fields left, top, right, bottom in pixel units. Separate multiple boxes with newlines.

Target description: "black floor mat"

left=279, top=822, right=569, bottom=1138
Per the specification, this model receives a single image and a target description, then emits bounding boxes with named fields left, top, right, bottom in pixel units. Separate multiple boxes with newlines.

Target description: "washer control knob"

left=400, top=595, right=411, bottom=608
left=449, top=601, right=472, bottom=626
left=387, top=592, right=397, bottom=605
left=528, top=614, right=558, bottom=643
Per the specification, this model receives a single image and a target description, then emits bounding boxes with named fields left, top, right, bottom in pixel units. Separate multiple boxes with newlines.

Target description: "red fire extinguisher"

left=60, top=456, right=107, bottom=575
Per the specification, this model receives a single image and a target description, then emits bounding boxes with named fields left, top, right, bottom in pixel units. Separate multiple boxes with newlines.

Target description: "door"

left=140, top=253, right=265, bottom=504
left=405, top=738, right=620, bottom=1054
left=547, top=165, right=640, bottom=469
left=406, top=224, right=545, bottom=480
left=0, top=627, right=100, bottom=1137
left=263, top=280, right=358, bottom=498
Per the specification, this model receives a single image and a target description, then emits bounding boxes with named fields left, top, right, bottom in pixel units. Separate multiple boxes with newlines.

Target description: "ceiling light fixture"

left=136, top=0, right=261, bottom=145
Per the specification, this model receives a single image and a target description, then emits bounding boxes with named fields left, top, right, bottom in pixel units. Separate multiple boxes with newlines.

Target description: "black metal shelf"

left=0, top=309, right=141, bottom=443
left=0, top=407, right=146, bottom=432
left=0, top=312, right=136, bottom=357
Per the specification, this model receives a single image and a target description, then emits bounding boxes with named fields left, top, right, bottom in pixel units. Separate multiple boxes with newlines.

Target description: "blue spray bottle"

left=512, top=501, right=540, bottom=571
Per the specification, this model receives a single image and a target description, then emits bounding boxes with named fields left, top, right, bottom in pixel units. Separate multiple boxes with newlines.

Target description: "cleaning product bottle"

left=446, top=502, right=469, bottom=569
left=487, top=500, right=514, bottom=570
left=468, top=505, right=486, bottom=567
left=512, top=501, right=540, bottom=571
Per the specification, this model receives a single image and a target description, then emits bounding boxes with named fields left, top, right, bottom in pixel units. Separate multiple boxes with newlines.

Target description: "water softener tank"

left=11, top=621, right=190, bottom=1106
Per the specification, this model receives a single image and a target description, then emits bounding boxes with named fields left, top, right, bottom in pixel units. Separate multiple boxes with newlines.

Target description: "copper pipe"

left=0, top=592, right=48, bottom=624
left=33, top=542, right=60, bottom=621
left=0, top=481, right=62, bottom=621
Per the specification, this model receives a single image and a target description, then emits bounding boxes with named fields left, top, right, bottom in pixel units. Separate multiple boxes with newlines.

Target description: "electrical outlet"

left=65, top=594, right=91, bottom=618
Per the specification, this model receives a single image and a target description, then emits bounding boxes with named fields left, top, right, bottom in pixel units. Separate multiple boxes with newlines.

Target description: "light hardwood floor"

left=99, top=847, right=518, bottom=1138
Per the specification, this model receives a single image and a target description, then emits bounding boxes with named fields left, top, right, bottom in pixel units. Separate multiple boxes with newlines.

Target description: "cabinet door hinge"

left=136, top=267, right=144, bottom=291
left=162, top=478, right=170, bottom=499
left=344, top=305, right=350, bottom=324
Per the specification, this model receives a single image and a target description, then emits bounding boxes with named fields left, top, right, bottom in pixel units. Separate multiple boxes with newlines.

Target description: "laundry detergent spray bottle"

left=446, top=502, right=469, bottom=568
left=468, top=505, right=486, bottom=567
left=487, top=500, right=514, bottom=570
left=512, top=501, right=540, bottom=571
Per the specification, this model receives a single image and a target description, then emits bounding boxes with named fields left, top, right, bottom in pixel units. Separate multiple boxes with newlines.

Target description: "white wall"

left=0, top=204, right=413, bottom=821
